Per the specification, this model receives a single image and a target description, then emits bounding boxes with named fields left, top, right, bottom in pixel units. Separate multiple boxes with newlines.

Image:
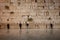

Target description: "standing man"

left=7, top=24, right=10, bottom=30
left=19, top=23, right=22, bottom=29
left=26, top=22, right=29, bottom=29
left=0, top=25, right=1, bottom=29
left=50, top=23, right=53, bottom=29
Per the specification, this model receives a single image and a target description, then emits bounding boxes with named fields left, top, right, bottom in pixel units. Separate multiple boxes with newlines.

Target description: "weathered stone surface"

left=0, top=0, right=60, bottom=29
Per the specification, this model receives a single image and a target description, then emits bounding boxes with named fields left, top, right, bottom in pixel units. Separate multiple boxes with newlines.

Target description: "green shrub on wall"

left=28, top=18, right=33, bottom=22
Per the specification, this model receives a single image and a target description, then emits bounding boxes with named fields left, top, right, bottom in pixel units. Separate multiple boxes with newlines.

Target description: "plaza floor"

left=0, top=29, right=60, bottom=40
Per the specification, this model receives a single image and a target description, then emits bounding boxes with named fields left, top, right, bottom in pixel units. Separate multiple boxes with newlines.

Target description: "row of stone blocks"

left=0, top=0, right=60, bottom=3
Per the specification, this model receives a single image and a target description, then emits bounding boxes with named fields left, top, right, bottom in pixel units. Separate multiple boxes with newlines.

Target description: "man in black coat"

left=50, top=23, right=53, bottom=29
left=19, top=23, right=22, bottom=29
left=7, top=24, right=10, bottom=30
left=26, top=23, right=29, bottom=29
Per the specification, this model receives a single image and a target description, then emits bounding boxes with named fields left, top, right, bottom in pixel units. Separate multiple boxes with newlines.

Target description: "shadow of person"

left=49, top=29, right=53, bottom=35
left=6, top=29, right=10, bottom=34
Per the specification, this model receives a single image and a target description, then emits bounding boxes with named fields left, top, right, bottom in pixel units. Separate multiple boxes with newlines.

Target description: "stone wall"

left=0, top=0, right=60, bottom=29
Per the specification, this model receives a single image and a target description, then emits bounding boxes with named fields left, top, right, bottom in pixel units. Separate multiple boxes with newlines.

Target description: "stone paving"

left=0, top=29, right=60, bottom=40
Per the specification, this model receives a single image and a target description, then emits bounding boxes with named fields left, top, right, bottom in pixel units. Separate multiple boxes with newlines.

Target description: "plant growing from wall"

left=28, top=18, right=33, bottom=22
